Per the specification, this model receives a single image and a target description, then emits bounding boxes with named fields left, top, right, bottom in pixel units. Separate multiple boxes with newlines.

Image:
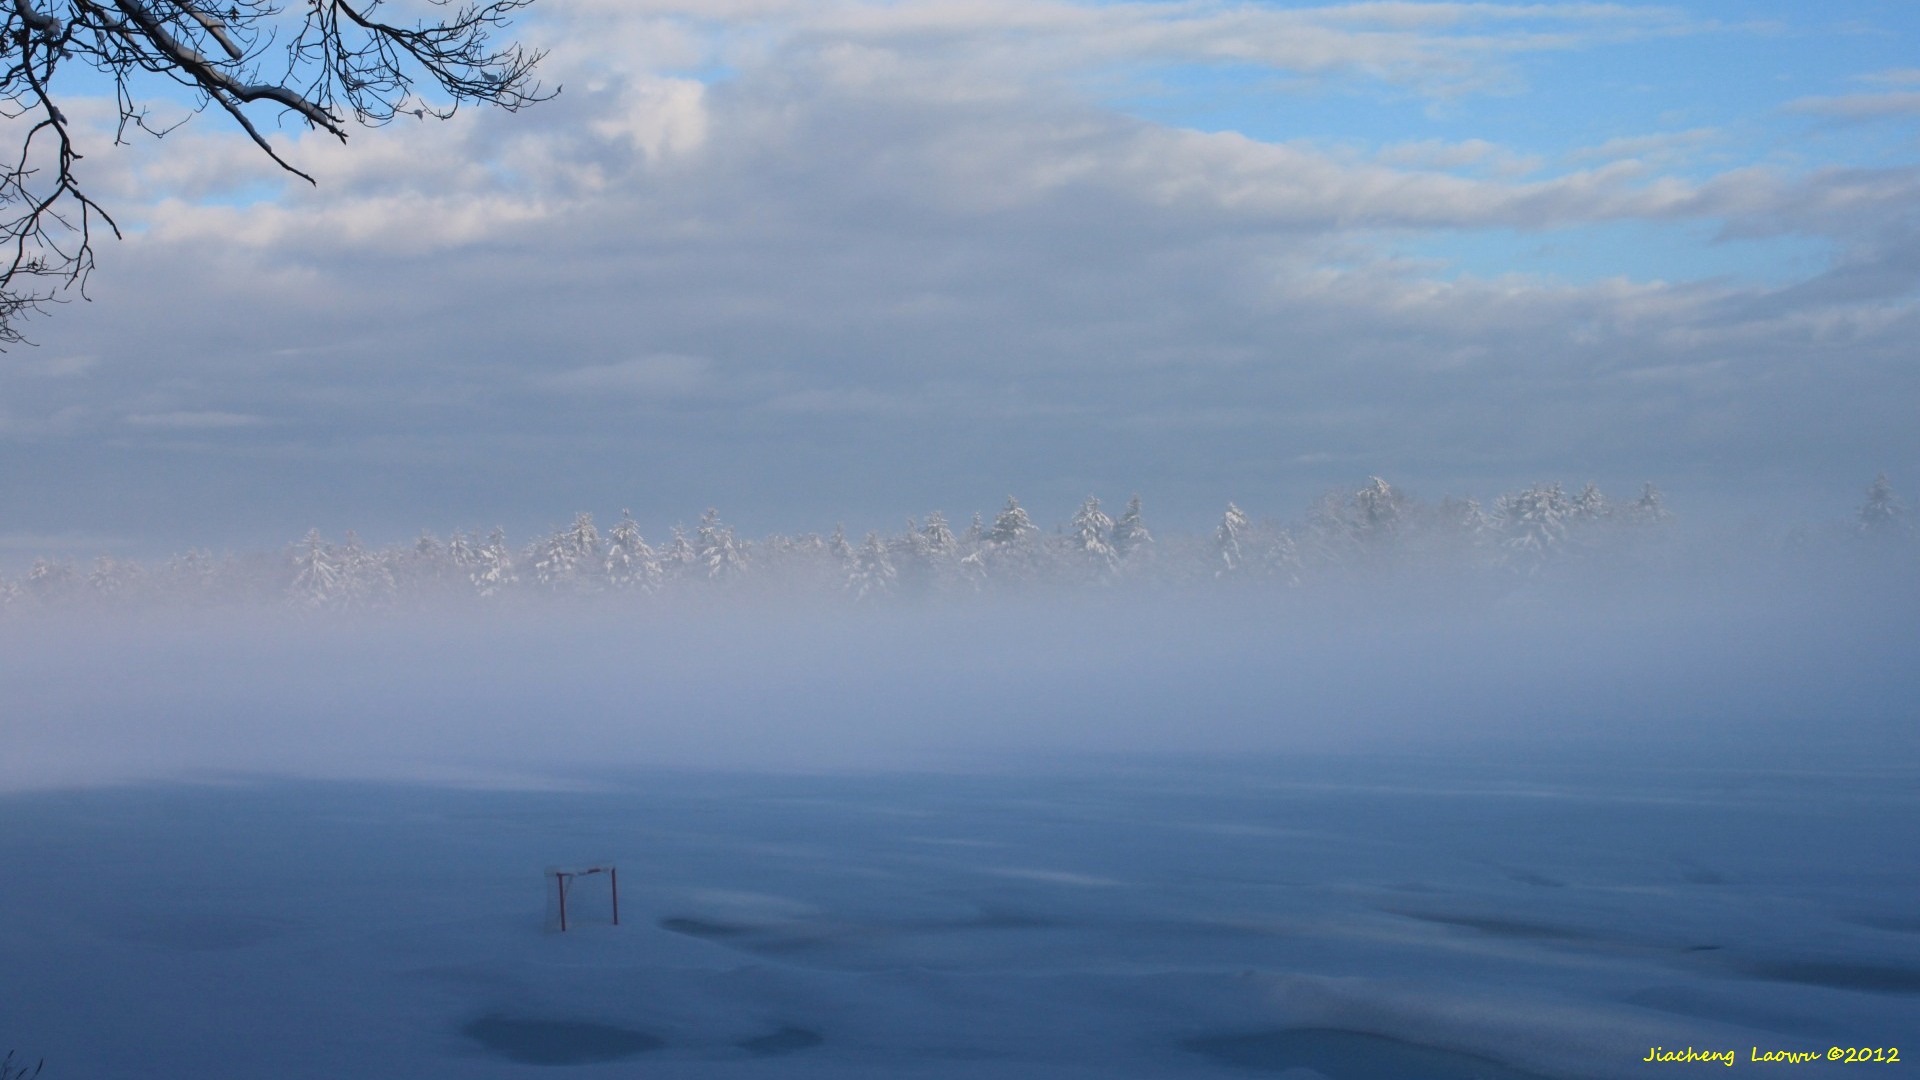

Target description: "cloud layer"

left=4, top=0, right=1918, bottom=554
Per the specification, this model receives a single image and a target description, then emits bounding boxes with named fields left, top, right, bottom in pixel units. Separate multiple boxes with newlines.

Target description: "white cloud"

left=1565, top=127, right=1720, bottom=164
left=1375, top=138, right=1542, bottom=175
left=58, top=2, right=1744, bottom=251
left=3, top=0, right=1913, bottom=546
left=2, top=354, right=97, bottom=379
left=0, top=530, right=130, bottom=552
left=759, top=387, right=915, bottom=415
left=551, top=0, right=1699, bottom=106
left=1787, top=90, right=1920, bottom=120
left=124, top=411, right=271, bottom=429
left=1858, top=68, right=1920, bottom=86
left=0, top=405, right=93, bottom=439
left=589, top=77, right=711, bottom=163
left=541, top=355, right=712, bottom=396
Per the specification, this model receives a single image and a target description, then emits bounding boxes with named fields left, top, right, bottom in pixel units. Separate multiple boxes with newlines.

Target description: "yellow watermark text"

left=1643, top=1046, right=1901, bottom=1066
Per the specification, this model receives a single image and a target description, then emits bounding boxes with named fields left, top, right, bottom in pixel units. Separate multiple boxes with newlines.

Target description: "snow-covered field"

left=3, top=578, right=1915, bottom=1078
left=3, top=756, right=1914, bottom=1078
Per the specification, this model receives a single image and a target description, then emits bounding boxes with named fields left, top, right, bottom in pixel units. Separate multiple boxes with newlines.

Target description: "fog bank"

left=6, top=562, right=1915, bottom=790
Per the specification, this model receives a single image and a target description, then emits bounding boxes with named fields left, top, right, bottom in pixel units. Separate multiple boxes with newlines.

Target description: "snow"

left=1, top=758, right=1914, bottom=1078
left=1, top=570, right=1915, bottom=1078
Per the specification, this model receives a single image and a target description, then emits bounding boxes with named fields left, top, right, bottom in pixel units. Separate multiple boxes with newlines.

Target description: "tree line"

left=2, top=475, right=1909, bottom=613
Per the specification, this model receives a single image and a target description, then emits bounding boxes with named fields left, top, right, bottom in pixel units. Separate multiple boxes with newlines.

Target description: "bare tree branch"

left=0, top=0, right=551, bottom=343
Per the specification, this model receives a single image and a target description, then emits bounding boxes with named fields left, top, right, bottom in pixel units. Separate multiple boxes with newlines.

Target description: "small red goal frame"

left=547, top=865, right=619, bottom=932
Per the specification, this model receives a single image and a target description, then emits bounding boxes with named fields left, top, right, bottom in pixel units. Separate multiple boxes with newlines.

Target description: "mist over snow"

left=3, top=581, right=1914, bottom=789
left=4, top=476, right=1916, bottom=790
left=2, top=539, right=1916, bottom=1079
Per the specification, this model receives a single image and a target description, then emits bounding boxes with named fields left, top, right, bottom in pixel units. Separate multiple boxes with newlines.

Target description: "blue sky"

left=3, top=0, right=1918, bottom=557
left=1110, top=1, right=1914, bottom=283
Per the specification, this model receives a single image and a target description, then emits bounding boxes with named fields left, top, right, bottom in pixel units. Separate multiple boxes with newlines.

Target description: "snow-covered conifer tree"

left=400, top=531, right=452, bottom=593
left=1263, top=529, right=1303, bottom=586
left=1629, top=482, right=1670, bottom=524
left=894, top=516, right=933, bottom=561
left=1437, top=496, right=1491, bottom=536
left=604, top=510, right=662, bottom=592
left=696, top=508, right=749, bottom=581
left=1302, top=490, right=1356, bottom=568
left=1859, top=474, right=1902, bottom=536
left=989, top=496, right=1038, bottom=547
left=472, top=528, right=518, bottom=597
left=447, top=530, right=479, bottom=572
left=847, top=531, right=897, bottom=602
left=923, top=512, right=956, bottom=556
left=1423, top=496, right=1495, bottom=571
left=1571, top=483, right=1608, bottom=521
left=1111, top=495, right=1152, bottom=560
left=289, top=529, right=342, bottom=608
left=658, top=525, right=695, bottom=582
left=956, top=548, right=988, bottom=590
left=827, top=524, right=854, bottom=566
left=531, top=513, right=602, bottom=592
left=87, top=555, right=118, bottom=597
left=919, top=511, right=975, bottom=593
left=884, top=517, right=932, bottom=592
left=765, top=532, right=832, bottom=588
left=529, top=531, right=570, bottom=590
left=977, top=496, right=1042, bottom=584
left=1068, top=495, right=1117, bottom=575
left=1214, top=502, right=1251, bottom=576
left=88, top=555, right=143, bottom=597
left=25, top=557, right=75, bottom=602
left=162, top=548, right=219, bottom=601
left=337, top=531, right=396, bottom=608
left=963, top=512, right=986, bottom=547
left=565, top=513, right=601, bottom=564
left=413, top=531, right=445, bottom=565
left=1354, top=477, right=1404, bottom=537
left=1497, top=483, right=1570, bottom=568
